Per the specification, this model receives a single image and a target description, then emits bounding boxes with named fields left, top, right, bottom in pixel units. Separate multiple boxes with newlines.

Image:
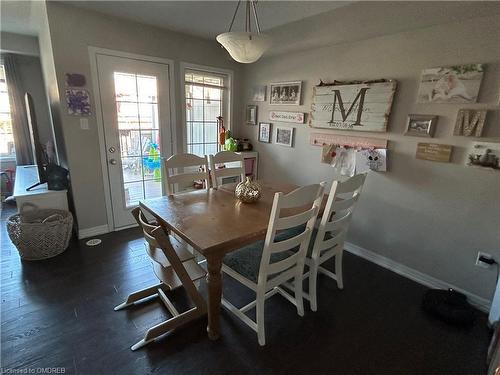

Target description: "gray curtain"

left=3, top=54, right=33, bottom=165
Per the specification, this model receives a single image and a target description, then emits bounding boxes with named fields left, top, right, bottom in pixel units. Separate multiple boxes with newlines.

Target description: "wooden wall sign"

left=416, top=142, right=453, bottom=163
left=309, top=81, right=397, bottom=132
left=453, top=109, right=487, bottom=137
left=269, top=111, right=305, bottom=124
left=309, top=132, right=387, bottom=149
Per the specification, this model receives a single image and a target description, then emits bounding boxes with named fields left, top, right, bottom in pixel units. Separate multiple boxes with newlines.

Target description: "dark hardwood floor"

left=1, top=203, right=491, bottom=374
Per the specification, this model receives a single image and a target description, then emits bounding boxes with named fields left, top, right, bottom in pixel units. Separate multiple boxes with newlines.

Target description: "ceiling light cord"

left=228, top=0, right=241, bottom=33
left=227, top=0, right=262, bottom=34
left=251, top=0, right=261, bottom=34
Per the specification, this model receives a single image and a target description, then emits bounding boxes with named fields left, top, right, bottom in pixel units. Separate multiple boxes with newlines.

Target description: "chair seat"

left=153, top=259, right=206, bottom=290
left=223, top=241, right=291, bottom=284
left=222, top=227, right=322, bottom=283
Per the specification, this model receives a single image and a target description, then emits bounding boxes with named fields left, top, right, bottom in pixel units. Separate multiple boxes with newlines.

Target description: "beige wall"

left=238, top=14, right=500, bottom=301
left=44, top=2, right=242, bottom=231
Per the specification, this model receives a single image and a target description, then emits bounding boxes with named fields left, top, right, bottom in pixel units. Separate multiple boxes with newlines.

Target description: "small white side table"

left=13, top=165, right=68, bottom=212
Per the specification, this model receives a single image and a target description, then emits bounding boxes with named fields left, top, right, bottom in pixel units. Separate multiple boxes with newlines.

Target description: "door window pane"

left=114, top=73, right=137, bottom=102
left=116, top=102, right=139, bottom=129
left=137, top=75, right=158, bottom=102
left=138, top=103, right=159, bottom=130
left=145, top=180, right=162, bottom=200
left=113, top=72, right=162, bottom=207
left=121, top=157, right=143, bottom=183
left=124, top=181, right=144, bottom=207
left=119, top=130, right=141, bottom=157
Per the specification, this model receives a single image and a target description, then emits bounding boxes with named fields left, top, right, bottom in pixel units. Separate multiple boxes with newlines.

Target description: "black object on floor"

left=422, top=288, right=476, bottom=327
left=0, top=204, right=491, bottom=375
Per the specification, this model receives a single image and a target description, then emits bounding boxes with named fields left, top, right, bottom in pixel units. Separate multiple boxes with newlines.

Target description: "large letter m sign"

left=329, top=87, right=369, bottom=126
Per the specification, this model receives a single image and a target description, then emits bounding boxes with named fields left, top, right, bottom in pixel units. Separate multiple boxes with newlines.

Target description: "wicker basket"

left=7, top=203, right=73, bottom=260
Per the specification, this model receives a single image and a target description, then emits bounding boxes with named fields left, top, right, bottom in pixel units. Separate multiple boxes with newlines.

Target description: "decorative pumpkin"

left=235, top=177, right=262, bottom=203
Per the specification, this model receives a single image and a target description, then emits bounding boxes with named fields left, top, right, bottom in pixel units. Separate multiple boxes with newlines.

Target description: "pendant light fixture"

left=216, top=0, right=271, bottom=64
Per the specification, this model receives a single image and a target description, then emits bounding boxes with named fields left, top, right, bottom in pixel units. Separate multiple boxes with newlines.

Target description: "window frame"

left=180, top=62, right=233, bottom=156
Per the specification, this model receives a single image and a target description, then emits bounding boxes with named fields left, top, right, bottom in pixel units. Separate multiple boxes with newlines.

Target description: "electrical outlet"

left=476, top=251, right=494, bottom=268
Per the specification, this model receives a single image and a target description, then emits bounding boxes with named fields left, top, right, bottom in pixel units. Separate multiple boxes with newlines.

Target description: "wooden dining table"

left=139, top=180, right=321, bottom=340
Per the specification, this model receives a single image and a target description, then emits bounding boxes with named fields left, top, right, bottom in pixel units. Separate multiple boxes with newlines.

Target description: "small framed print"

left=246, top=105, right=258, bottom=125
left=65, top=89, right=91, bottom=116
left=275, top=126, right=295, bottom=147
left=270, top=81, right=302, bottom=105
left=404, top=114, right=437, bottom=137
left=258, top=122, right=271, bottom=143
left=251, top=85, right=266, bottom=102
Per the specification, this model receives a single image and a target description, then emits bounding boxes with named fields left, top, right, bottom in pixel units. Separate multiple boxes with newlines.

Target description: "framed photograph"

left=258, top=122, right=271, bottom=143
left=251, top=85, right=266, bottom=102
left=404, top=115, right=437, bottom=137
left=417, top=64, right=484, bottom=104
left=270, top=81, right=302, bottom=105
left=246, top=105, right=257, bottom=125
left=275, top=126, right=295, bottom=147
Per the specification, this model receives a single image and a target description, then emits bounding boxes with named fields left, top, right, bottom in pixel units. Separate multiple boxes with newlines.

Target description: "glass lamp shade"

left=216, top=32, right=271, bottom=64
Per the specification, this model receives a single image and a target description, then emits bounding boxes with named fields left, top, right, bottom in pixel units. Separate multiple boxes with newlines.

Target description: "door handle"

left=109, top=159, right=117, bottom=165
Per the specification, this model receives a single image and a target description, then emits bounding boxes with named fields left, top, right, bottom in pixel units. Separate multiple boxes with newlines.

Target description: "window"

left=0, top=65, right=15, bottom=159
left=184, top=68, right=230, bottom=156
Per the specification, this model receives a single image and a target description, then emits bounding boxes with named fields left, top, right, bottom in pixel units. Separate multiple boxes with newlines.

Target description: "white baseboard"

left=344, top=242, right=491, bottom=313
left=78, top=224, right=110, bottom=239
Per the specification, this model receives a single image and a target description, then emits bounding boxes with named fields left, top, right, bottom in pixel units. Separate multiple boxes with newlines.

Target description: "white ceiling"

left=65, top=1, right=351, bottom=39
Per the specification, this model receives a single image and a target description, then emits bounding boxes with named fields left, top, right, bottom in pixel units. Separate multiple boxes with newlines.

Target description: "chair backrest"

left=162, top=153, right=210, bottom=195
left=208, top=151, right=245, bottom=188
left=257, top=182, right=326, bottom=288
left=311, top=173, right=367, bottom=258
left=131, top=207, right=169, bottom=267
left=131, top=207, right=206, bottom=309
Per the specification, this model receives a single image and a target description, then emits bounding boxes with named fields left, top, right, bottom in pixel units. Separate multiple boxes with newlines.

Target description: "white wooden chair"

left=114, top=208, right=206, bottom=351
left=208, top=151, right=245, bottom=188
left=305, top=173, right=366, bottom=311
left=162, top=153, right=210, bottom=195
left=221, top=182, right=326, bottom=346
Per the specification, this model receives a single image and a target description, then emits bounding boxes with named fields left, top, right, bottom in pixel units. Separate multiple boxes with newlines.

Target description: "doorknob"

left=109, top=159, right=117, bottom=165
left=108, top=146, right=116, bottom=153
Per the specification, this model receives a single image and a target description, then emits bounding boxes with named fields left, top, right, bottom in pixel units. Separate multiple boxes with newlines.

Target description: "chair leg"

left=335, top=252, right=344, bottom=290
left=295, top=272, right=304, bottom=317
left=114, top=283, right=163, bottom=311
left=256, top=291, right=266, bottom=346
left=308, top=260, right=319, bottom=312
left=131, top=306, right=203, bottom=351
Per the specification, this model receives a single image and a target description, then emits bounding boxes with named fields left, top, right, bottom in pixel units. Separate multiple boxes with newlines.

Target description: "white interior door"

left=96, top=54, right=172, bottom=229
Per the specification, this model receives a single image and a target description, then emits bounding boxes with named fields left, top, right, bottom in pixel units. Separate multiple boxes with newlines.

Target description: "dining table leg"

left=206, top=253, right=223, bottom=340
